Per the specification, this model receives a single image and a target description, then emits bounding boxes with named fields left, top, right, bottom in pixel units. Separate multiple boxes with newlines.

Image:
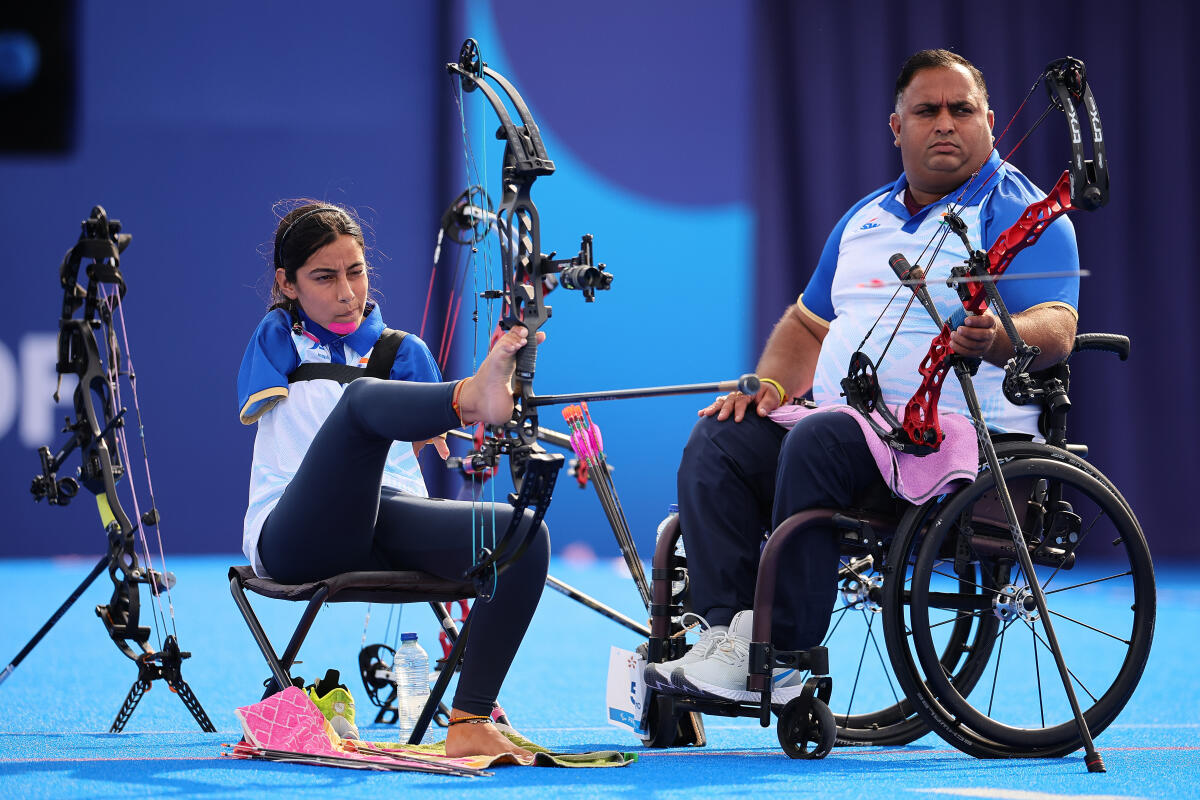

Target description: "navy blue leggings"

left=258, top=378, right=550, bottom=715
left=677, top=411, right=885, bottom=650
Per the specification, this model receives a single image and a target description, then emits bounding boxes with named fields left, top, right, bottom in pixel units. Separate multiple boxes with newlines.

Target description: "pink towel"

left=767, top=404, right=979, bottom=504
left=235, top=686, right=347, bottom=756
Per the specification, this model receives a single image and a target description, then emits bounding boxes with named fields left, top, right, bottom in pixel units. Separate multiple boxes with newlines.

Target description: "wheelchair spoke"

left=1032, top=620, right=1045, bottom=727
left=927, top=608, right=983, bottom=632
left=868, top=619, right=902, bottom=707
left=844, top=613, right=874, bottom=722
left=929, top=565, right=995, bottom=597
left=1022, top=617, right=1100, bottom=704
left=986, top=617, right=1017, bottom=716
left=825, top=604, right=854, bottom=632
left=1044, top=570, right=1133, bottom=596
left=1047, top=608, right=1132, bottom=646
left=817, top=603, right=853, bottom=679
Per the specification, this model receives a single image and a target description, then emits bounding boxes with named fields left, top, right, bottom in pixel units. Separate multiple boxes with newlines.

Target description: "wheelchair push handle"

left=1073, top=333, right=1129, bottom=361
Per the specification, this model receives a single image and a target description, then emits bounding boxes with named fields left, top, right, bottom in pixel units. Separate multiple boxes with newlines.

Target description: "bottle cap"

left=668, top=503, right=679, bottom=514
left=400, top=632, right=418, bottom=642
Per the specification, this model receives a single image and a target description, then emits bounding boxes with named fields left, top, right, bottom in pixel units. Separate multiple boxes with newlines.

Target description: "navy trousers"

left=258, top=378, right=550, bottom=716
left=676, top=410, right=887, bottom=650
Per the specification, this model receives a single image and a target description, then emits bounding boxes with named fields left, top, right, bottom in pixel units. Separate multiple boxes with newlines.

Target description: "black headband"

left=274, top=206, right=344, bottom=271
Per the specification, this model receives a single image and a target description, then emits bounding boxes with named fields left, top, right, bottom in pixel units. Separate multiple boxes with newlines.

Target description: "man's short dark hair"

left=894, top=49, right=989, bottom=109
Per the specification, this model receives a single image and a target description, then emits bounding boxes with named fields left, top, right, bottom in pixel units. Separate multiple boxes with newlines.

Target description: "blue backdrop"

left=0, top=0, right=1191, bottom=563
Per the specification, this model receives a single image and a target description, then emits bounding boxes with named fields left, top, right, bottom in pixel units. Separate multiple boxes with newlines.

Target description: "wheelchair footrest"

left=748, top=642, right=829, bottom=678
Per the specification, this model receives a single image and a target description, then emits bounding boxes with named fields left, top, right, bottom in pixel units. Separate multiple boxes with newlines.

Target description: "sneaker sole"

left=642, top=664, right=673, bottom=692
left=673, top=668, right=807, bottom=706
left=643, top=663, right=693, bottom=696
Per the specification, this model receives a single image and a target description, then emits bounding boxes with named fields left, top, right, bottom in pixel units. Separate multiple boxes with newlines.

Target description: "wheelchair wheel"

left=778, top=696, right=836, bottom=759
left=892, top=455, right=1155, bottom=757
left=814, top=550, right=932, bottom=746
left=812, top=476, right=1032, bottom=748
left=826, top=496, right=1015, bottom=747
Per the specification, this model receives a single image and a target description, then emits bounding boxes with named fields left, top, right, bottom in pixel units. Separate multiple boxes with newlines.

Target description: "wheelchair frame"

left=640, top=333, right=1155, bottom=768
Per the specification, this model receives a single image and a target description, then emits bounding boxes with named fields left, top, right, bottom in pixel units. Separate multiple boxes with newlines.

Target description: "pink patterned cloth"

left=767, top=404, right=979, bottom=503
left=232, top=687, right=512, bottom=770
left=235, top=686, right=345, bottom=756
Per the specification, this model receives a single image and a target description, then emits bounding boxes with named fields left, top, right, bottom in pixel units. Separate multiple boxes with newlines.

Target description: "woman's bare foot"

left=456, top=326, right=543, bottom=425
left=444, top=710, right=533, bottom=761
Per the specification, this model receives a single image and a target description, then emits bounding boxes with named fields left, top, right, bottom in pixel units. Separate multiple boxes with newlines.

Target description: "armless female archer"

left=236, top=201, right=547, bottom=760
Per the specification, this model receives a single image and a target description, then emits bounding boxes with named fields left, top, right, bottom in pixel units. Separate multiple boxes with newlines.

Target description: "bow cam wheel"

left=358, top=643, right=397, bottom=709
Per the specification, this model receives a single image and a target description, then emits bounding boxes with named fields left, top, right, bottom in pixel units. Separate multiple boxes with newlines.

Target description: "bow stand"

left=10, top=206, right=214, bottom=733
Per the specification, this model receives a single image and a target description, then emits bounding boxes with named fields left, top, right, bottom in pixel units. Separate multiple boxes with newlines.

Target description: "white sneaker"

left=642, top=614, right=728, bottom=691
left=672, top=610, right=806, bottom=704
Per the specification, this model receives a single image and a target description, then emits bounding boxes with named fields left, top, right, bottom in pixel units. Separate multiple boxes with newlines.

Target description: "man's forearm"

left=756, top=306, right=824, bottom=400
left=983, top=305, right=1077, bottom=370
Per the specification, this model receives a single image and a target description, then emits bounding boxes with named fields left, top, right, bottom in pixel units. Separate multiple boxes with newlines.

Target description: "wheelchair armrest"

left=1073, top=332, right=1129, bottom=361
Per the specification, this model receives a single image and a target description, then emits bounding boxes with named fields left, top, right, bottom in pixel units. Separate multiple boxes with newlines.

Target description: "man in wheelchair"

left=646, top=49, right=1081, bottom=705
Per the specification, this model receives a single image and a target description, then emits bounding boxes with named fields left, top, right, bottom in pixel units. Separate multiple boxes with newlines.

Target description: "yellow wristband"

left=759, top=377, right=788, bottom=405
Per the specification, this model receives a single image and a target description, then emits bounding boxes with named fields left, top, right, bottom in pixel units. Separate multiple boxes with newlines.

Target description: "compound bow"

left=11, top=206, right=214, bottom=733
left=841, top=57, right=1111, bottom=771
left=443, top=39, right=759, bottom=598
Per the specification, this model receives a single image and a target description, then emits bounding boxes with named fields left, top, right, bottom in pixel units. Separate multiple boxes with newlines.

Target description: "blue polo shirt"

left=798, top=152, right=1079, bottom=435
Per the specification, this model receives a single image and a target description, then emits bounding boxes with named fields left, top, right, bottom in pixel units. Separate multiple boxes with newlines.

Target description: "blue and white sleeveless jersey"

left=799, top=151, right=1079, bottom=436
left=236, top=304, right=442, bottom=576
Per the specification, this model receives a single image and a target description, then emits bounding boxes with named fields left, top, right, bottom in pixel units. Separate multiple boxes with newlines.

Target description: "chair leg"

left=275, top=586, right=330, bottom=682
left=229, top=576, right=292, bottom=693
left=229, top=576, right=329, bottom=695
left=409, top=613, right=472, bottom=744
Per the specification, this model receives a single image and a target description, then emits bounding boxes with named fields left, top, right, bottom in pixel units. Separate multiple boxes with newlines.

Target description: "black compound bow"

left=10, top=206, right=213, bottom=733
left=443, top=39, right=757, bottom=600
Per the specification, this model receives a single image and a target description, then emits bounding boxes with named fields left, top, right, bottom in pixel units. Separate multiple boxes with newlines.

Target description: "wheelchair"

left=641, top=333, right=1155, bottom=762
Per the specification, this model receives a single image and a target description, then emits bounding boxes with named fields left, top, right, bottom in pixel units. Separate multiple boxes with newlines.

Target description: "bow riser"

left=446, top=39, right=613, bottom=475
left=901, top=326, right=953, bottom=449
left=897, top=169, right=1076, bottom=448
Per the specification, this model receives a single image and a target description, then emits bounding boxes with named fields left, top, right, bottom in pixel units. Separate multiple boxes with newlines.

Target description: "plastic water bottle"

left=655, top=503, right=686, bottom=599
left=392, top=632, right=430, bottom=742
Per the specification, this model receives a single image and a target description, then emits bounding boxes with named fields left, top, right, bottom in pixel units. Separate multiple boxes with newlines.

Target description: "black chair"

left=228, top=566, right=477, bottom=744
